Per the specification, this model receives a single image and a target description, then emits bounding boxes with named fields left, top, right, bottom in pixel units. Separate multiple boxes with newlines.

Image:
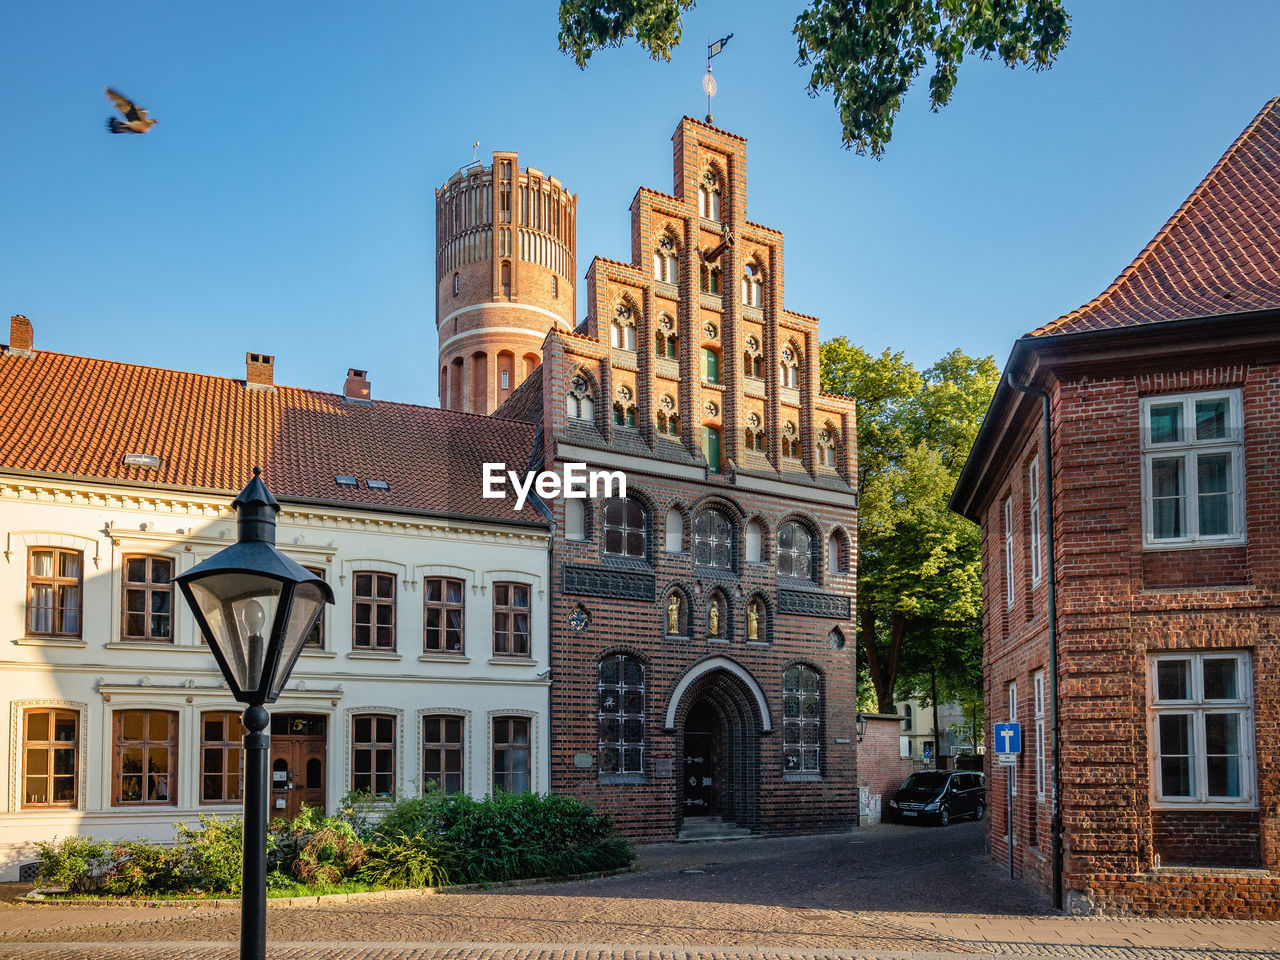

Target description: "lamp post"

left=176, top=468, right=333, bottom=960
left=855, top=713, right=869, bottom=743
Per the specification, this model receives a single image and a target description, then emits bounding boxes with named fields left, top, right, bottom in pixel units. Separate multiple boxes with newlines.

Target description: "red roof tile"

left=0, top=347, right=545, bottom=525
left=1031, top=98, right=1280, bottom=336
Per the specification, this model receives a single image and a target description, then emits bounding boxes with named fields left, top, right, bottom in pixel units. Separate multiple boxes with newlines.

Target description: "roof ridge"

left=1031, top=97, right=1280, bottom=336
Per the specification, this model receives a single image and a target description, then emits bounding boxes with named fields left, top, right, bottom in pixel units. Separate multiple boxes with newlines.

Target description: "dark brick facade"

left=497, top=117, right=859, bottom=840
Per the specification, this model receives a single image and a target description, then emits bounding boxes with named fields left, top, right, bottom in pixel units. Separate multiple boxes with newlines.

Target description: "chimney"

left=245, top=352, right=275, bottom=389
left=343, top=368, right=372, bottom=404
left=8, top=315, right=34, bottom=357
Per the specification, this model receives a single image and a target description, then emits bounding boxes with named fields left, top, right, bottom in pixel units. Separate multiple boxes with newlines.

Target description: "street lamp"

left=176, top=468, right=333, bottom=960
left=855, top=713, right=869, bottom=743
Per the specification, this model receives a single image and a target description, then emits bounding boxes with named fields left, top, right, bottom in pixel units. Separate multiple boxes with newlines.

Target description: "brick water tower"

left=435, top=153, right=577, bottom=414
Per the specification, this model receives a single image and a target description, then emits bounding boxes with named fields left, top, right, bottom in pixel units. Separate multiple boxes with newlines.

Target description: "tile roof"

left=0, top=345, right=546, bottom=526
left=1031, top=98, right=1280, bottom=336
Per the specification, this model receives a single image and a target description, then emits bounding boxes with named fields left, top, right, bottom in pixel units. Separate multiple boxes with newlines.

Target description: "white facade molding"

left=663, top=656, right=773, bottom=732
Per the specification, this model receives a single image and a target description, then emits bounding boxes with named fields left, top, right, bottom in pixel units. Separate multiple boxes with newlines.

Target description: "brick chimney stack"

left=343, top=368, right=372, bottom=404
left=8, top=315, right=33, bottom=356
left=245, top=352, right=275, bottom=389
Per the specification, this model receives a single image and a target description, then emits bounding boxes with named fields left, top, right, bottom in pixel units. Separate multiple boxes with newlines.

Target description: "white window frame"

left=1028, top=457, right=1043, bottom=585
left=1033, top=670, right=1046, bottom=801
left=1003, top=497, right=1014, bottom=608
left=1148, top=651, right=1255, bottom=808
left=1139, top=389, right=1244, bottom=549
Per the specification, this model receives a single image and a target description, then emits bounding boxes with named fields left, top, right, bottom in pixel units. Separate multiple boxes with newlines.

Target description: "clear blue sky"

left=4, top=2, right=1277, bottom=407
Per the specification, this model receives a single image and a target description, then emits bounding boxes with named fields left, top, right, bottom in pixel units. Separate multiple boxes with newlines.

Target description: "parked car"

left=886, top=770, right=985, bottom=826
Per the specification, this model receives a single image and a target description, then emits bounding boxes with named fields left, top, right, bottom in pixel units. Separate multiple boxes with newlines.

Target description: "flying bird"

left=105, top=88, right=159, bottom=134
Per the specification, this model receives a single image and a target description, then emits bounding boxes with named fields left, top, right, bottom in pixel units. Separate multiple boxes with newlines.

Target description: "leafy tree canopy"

left=820, top=338, right=998, bottom=713
left=558, top=1, right=1071, bottom=156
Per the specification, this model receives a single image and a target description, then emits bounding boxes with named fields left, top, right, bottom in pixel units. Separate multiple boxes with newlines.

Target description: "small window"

left=353, top=572, right=396, bottom=650
left=565, top=498, right=586, bottom=541
left=367, top=479, right=391, bottom=491
left=694, top=509, right=734, bottom=568
left=493, top=582, right=531, bottom=657
left=777, top=522, right=812, bottom=580
left=745, top=520, right=763, bottom=563
left=114, top=710, right=177, bottom=805
left=303, top=566, right=326, bottom=647
left=423, top=715, right=464, bottom=795
left=567, top=375, right=595, bottom=422
left=1149, top=652, right=1254, bottom=805
left=598, top=654, right=645, bottom=775
left=603, top=497, right=646, bottom=558
left=22, top=708, right=78, bottom=808
left=27, top=548, right=82, bottom=638
left=783, top=665, right=821, bottom=774
left=664, top=507, right=684, bottom=553
left=121, top=555, right=174, bottom=641
left=336, top=475, right=358, bottom=487
left=352, top=713, right=396, bottom=797
left=827, top=534, right=843, bottom=574
left=501, top=370, right=510, bottom=390
left=1029, top=457, right=1043, bottom=584
left=492, top=716, right=531, bottom=794
left=200, top=710, right=244, bottom=804
left=424, top=577, right=465, bottom=653
left=1003, top=497, right=1015, bottom=608
left=552, top=275, right=559, bottom=298
left=453, top=273, right=460, bottom=296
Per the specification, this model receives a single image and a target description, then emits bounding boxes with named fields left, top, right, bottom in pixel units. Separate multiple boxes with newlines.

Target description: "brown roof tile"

left=0, top=347, right=545, bottom=525
left=1031, top=98, right=1280, bottom=336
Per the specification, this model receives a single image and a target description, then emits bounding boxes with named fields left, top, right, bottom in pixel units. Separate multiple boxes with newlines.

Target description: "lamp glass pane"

left=268, top=581, right=326, bottom=701
left=188, top=573, right=283, bottom=695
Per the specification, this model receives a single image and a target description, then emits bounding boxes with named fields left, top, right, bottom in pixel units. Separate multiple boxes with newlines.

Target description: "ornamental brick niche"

left=435, top=153, right=577, bottom=414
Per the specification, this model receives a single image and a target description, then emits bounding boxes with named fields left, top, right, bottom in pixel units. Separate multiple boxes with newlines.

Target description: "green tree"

left=820, top=339, right=997, bottom=713
left=557, top=1, right=1071, bottom=157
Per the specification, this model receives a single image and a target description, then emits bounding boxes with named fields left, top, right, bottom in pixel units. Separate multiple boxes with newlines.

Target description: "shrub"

left=105, top=840, right=184, bottom=896
left=293, top=822, right=365, bottom=885
left=360, top=832, right=451, bottom=889
left=33, top=836, right=113, bottom=894
left=174, top=814, right=246, bottom=894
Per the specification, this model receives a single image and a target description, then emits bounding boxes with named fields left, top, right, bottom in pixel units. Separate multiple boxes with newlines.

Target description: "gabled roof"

left=1030, top=97, right=1280, bottom=336
left=0, top=347, right=545, bottom=526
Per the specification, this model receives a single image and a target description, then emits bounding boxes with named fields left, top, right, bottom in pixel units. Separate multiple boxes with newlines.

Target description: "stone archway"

left=669, top=660, right=766, bottom=834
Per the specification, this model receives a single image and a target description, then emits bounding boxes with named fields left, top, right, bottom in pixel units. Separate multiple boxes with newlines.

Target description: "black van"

left=886, top=770, right=985, bottom=826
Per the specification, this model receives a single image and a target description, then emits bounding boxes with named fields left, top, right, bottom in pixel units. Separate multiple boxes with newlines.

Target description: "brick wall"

left=858, top=715, right=913, bottom=804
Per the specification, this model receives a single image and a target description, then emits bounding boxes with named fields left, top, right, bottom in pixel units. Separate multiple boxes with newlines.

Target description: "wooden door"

left=269, top=716, right=326, bottom=820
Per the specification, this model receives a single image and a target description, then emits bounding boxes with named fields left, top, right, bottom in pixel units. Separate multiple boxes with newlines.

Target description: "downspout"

left=1006, top=372, right=1063, bottom=911
left=523, top=425, right=556, bottom=794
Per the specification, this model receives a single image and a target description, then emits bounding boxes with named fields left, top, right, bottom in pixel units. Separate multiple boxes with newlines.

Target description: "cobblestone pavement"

left=1, top=822, right=1278, bottom=960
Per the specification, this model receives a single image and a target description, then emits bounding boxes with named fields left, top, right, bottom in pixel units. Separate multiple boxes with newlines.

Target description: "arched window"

left=778, top=521, right=813, bottom=580
left=742, top=263, right=763, bottom=306
left=694, top=509, right=734, bottom=568
left=780, top=344, right=800, bottom=389
left=701, top=262, right=721, bottom=295
left=827, top=533, right=845, bottom=574
left=599, top=654, right=644, bottom=775
left=603, top=497, right=646, bottom=557
left=610, top=304, right=637, bottom=352
left=655, top=315, right=678, bottom=358
left=566, top=374, right=594, bottom=422
left=500, top=260, right=511, bottom=298
left=743, top=334, right=763, bottom=379
left=783, top=665, right=821, bottom=774
left=817, top=423, right=838, bottom=467
left=654, top=234, right=678, bottom=282
left=745, top=519, right=763, bottom=563
left=565, top=498, right=586, bottom=541
left=744, top=412, right=765, bottom=451
left=781, top=421, right=800, bottom=459
left=665, top=507, right=684, bottom=553
left=612, top=384, right=637, bottom=427
left=701, top=171, right=722, bottom=221
left=657, top=394, right=680, bottom=436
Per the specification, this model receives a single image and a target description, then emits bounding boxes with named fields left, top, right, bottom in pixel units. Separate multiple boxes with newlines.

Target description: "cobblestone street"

left=1, top=823, right=1277, bottom=959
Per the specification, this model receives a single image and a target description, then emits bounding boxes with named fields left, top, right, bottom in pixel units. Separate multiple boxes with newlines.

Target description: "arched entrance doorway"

left=669, top=659, right=768, bottom=834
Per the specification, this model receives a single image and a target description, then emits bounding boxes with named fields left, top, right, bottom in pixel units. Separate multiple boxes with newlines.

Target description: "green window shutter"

left=703, top=426, right=721, bottom=474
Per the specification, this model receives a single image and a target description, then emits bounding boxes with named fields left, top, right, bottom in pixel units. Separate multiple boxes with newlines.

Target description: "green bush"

left=174, top=814, right=247, bottom=894
left=33, top=836, right=114, bottom=894
left=105, top=840, right=184, bottom=896
left=293, top=822, right=365, bottom=885
left=359, top=832, right=451, bottom=888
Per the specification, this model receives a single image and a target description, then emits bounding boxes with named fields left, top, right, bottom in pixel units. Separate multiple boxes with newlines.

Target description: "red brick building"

left=496, top=117, right=859, bottom=839
left=951, top=99, right=1280, bottom=917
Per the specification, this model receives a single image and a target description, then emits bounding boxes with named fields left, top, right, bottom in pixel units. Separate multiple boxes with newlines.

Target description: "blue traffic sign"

left=993, top=722, right=1022, bottom=755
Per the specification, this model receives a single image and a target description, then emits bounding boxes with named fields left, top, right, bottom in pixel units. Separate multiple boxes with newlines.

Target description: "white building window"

left=500, top=370, right=510, bottom=390
left=1149, top=652, right=1255, bottom=806
left=745, top=520, right=762, bottom=563
left=664, top=507, right=684, bottom=553
left=1140, top=390, right=1244, bottom=547
left=1029, top=457, right=1043, bottom=585
left=1003, top=497, right=1014, bottom=608
left=565, top=498, right=585, bottom=541
left=1033, top=670, right=1046, bottom=800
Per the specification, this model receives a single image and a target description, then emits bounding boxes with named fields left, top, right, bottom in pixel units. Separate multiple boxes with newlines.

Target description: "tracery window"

left=781, top=421, right=800, bottom=459
left=655, top=314, right=678, bottom=358
left=694, top=509, right=734, bottom=568
left=780, top=345, right=800, bottom=389
left=778, top=521, right=813, bottom=580
left=743, top=334, right=764, bottom=379
left=744, top=412, right=765, bottom=451
left=598, top=654, right=645, bottom=775
left=742, top=262, right=763, bottom=306
left=783, top=665, right=821, bottom=774
left=817, top=424, right=838, bottom=467
left=612, top=384, right=637, bottom=427
left=610, top=304, right=637, bottom=352
left=603, top=496, right=646, bottom=558
left=567, top=374, right=595, bottom=421
left=653, top=234, right=678, bottom=282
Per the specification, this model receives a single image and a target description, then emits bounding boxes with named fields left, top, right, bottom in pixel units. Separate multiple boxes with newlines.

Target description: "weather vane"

left=472, top=140, right=480, bottom=163
left=704, top=33, right=733, bottom=124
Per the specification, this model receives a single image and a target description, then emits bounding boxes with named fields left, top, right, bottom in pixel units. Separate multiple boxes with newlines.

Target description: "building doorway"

left=674, top=665, right=763, bottom=833
left=270, top=713, right=327, bottom=820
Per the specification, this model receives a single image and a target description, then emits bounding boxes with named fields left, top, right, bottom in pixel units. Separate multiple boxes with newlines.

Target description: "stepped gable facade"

left=498, top=117, right=859, bottom=840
